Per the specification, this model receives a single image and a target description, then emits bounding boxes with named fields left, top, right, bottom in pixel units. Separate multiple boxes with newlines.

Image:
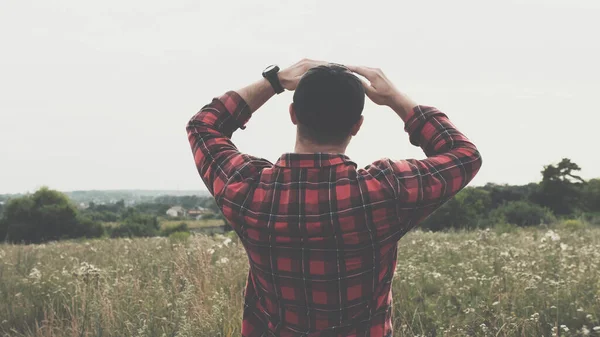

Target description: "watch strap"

left=263, top=66, right=285, bottom=94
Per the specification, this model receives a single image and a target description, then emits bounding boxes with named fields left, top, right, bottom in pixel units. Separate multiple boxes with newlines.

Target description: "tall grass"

left=1, top=227, right=599, bottom=336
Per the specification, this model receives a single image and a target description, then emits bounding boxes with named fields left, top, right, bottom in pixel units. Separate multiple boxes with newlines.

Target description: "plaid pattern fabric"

left=187, top=91, right=482, bottom=337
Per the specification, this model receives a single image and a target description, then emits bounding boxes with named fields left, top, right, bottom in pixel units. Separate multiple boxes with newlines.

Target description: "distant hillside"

left=1, top=190, right=210, bottom=205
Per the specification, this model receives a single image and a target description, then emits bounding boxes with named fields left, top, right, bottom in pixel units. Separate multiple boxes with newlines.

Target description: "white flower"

left=593, top=326, right=600, bottom=332
left=561, top=325, right=569, bottom=332
left=586, top=314, right=593, bottom=320
left=28, top=268, right=42, bottom=281
left=582, top=326, right=590, bottom=336
left=217, top=257, right=229, bottom=264
left=560, top=243, right=569, bottom=251
left=492, top=301, right=500, bottom=306
left=223, top=238, right=232, bottom=246
left=543, top=230, right=560, bottom=242
left=207, top=248, right=215, bottom=254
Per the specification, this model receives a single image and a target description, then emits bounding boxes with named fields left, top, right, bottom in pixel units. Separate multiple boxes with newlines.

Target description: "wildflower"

left=217, top=257, right=229, bottom=264
left=207, top=248, right=215, bottom=254
left=543, top=230, right=560, bottom=242
left=560, top=243, right=569, bottom=251
left=561, top=325, right=569, bottom=332
left=582, top=326, right=590, bottom=336
left=530, top=312, right=539, bottom=322
left=586, top=314, right=593, bottom=320
left=492, top=301, right=500, bottom=306
left=594, top=326, right=600, bottom=331
left=223, top=238, right=232, bottom=246
left=28, top=267, right=42, bottom=281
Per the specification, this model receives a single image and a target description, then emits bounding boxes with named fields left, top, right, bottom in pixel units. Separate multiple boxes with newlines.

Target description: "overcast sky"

left=1, top=0, right=598, bottom=194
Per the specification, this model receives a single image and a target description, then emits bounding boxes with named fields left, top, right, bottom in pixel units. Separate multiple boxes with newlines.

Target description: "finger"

left=359, top=78, right=377, bottom=96
left=346, top=65, right=378, bottom=81
left=304, top=60, right=328, bottom=69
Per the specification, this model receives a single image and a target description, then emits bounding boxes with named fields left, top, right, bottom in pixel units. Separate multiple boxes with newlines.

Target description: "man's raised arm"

left=186, top=59, right=327, bottom=198
left=349, top=65, right=483, bottom=229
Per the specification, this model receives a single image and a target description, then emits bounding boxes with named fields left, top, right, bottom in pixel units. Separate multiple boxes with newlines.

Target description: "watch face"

left=264, top=65, right=278, bottom=74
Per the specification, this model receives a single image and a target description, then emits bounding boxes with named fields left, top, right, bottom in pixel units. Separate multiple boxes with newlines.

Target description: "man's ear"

left=289, top=103, right=298, bottom=125
left=350, top=116, right=364, bottom=136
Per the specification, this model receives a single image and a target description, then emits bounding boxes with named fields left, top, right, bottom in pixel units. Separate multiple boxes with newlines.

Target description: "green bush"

left=161, top=222, right=189, bottom=236
left=109, top=213, right=160, bottom=238
left=558, top=219, right=588, bottom=231
left=490, top=201, right=556, bottom=227
left=0, top=187, right=104, bottom=243
left=494, top=222, right=519, bottom=235
left=200, top=213, right=216, bottom=220
left=581, top=212, right=600, bottom=226
left=421, top=187, right=492, bottom=231
left=168, top=231, right=191, bottom=243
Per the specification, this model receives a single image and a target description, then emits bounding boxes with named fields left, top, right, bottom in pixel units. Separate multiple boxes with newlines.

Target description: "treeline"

left=422, top=158, right=599, bottom=230
left=0, top=188, right=220, bottom=244
left=0, top=158, right=598, bottom=243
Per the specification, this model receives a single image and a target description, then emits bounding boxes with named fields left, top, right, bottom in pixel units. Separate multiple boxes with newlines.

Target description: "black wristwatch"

left=262, top=65, right=285, bottom=94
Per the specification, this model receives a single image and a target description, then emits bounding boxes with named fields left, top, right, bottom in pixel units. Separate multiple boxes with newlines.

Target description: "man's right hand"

left=279, top=59, right=328, bottom=91
left=347, top=65, right=417, bottom=121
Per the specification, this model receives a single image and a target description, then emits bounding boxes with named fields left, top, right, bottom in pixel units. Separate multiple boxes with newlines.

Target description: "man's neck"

left=294, top=142, right=347, bottom=155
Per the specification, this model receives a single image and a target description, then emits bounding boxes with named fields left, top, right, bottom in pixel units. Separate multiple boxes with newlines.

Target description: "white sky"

left=1, top=0, right=598, bottom=194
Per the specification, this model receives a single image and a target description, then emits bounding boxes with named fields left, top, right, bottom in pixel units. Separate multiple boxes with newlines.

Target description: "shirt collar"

left=275, top=153, right=356, bottom=168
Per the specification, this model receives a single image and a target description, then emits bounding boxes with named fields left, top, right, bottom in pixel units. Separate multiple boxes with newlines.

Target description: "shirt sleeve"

left=186, top=91, right=272, bottom=198
left=368, top=105, right=483, bottom=230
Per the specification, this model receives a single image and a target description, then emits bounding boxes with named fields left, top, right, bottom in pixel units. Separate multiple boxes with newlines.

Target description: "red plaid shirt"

left=187, top=91, right=482, bottom=337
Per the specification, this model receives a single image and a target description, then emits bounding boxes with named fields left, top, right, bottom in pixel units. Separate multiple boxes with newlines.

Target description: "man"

left=186, top=59, right=482, bottom=337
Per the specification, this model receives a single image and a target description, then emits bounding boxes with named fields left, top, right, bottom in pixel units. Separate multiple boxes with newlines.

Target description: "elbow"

left=468, top=146, right=483, bottom=181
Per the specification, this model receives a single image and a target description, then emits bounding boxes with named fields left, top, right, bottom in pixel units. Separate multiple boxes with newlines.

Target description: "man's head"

left=290, top=64, right=365, bottom=147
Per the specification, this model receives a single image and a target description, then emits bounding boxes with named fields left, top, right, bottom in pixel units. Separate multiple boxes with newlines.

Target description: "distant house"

left=166, top=206, right=186, bottom=217
left=187, top=207, right=210, bottom=217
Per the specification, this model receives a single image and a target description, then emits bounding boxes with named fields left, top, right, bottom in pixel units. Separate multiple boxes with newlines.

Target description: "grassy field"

left=160, top=219, right=224, bottom=230
left=101, top=219, right=224, bottom=230
left=1, top=225, right=599, bottom=337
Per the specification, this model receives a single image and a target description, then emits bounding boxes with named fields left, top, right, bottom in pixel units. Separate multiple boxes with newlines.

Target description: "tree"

left=0, top=187, right=103, bottom=243
left=421, top=187, right=492, bottom=231
left=482, top=183, right=537, bottom=208
left=582, top=179, right=600, bottom=213
left=532, top=158, right=585, bottom=215
left=490, top=201, right=555, bottom=227
left=109, top=210, right=160, bottom=238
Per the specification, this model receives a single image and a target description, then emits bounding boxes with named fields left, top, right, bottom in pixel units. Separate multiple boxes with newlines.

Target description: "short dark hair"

left=293, top=64, right=365, bottom=145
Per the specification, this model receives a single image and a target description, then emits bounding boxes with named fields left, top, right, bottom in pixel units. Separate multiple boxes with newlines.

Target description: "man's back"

left=187, top=61, right=481, bottom=336
left=226, top=151, right=412, bottom=336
